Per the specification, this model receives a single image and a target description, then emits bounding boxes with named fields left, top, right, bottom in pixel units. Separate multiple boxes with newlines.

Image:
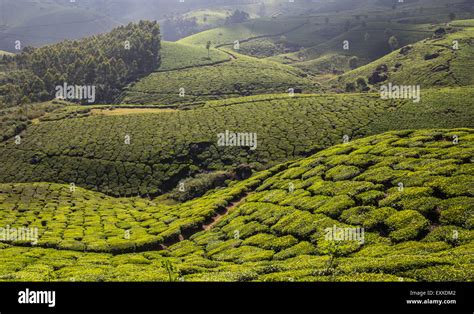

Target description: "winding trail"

left=160, top=192, right=251, bottom=249
left=202, top=192, right=249, bottom=231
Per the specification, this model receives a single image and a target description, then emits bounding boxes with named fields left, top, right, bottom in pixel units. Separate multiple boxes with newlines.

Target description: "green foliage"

left=273, top=242, right=317, bottom=260
left=325, top=165, right=361, bottom=181
left=1, top=21, right=161, bottom=105
left=121, top=54, right=317, bottom=105
left=211, top=246, right=274, bottom=263
left=385, top=210, right=429, bottom=242
left=438, top=197, right=474, bottom=228
left=0, top=92, right=436, bottom=196
left=336, top=23, right=474, bottom=88
left=242, top=234, right=298, bottom=251
left=158, top=41, right=230, bottom=71
left=169, top=171, right=232, bottom=202
left=341, top=206, right=396, bottom=230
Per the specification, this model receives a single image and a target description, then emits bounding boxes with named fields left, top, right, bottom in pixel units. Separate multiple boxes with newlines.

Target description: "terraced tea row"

left=157, top=42, right=231, bottom=72
left=0, top=167, right=278, bottom=252
left=1, top=88, right=473, bottom=197
left=335, top=21, right=474, bottom=88
left=120, top=53, right=318, bottom=105
left=0, top=94, right=392, bottom=196
left=174, top=128, right=473, bottom=273
left=0, top=129, right=472, bottom=281
left=0, top=241, right=471, bottom=282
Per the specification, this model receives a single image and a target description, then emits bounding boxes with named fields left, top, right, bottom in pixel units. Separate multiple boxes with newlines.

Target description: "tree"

left=345, top=82, right=356, bottom=92
left=206, top=41, right=212, bottom=59
left=389, top=36, right=399, bottom=51
left=225, top=10, right=250, bottom=25
left=348, top=56, right=359, bottom=69
left=356, top=77, right=368, bottom=91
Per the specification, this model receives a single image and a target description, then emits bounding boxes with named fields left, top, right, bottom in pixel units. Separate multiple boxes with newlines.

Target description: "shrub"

left=402, top=264, right=472, bottom=282
left=242, top=234, right=298, bottom=251
left=399, top=197, right=440, bottom=215
left=438, top=197, right=474, bottom=228
left=286, top=195, right=330, bottom=212
left=167, top=240, right=204, bottom=258
left=211, top=246, right=274, bottom=263
left=226, top=221, right=269, bottom=239
left=314, top=195, right=355, bottom=218
left=345, top=82, right=356, bottom=92
left=356, top=77, right=368, bottom=91
left=379, top=187, right=433, bottom=209
left=316, top=235, right=363, bottom=257
left=385, top=210, right=429, bottom=242
left=169, top=171, right=232, bottom=202
left=427, top=176, right=473, bottom=197
left=355, top=166, right=402, bottom=184
left=325, top=165, right=361, bottom=181
left=271, top=210, right=319, bottom=238
left=348, top=56, right=359, bottom=69
left=206, top=239, right=242, bottom=256
left=341, top=206, right=396, bottom=229
left=273, top=242, right=317, bottom=260
left=424, top=226, right=473, bottom=245
left=356, top=190, right=385, bottom=205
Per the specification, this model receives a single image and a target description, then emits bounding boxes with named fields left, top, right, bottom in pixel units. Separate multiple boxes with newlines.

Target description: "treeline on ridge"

left=0, top=21, right=161, bottom=107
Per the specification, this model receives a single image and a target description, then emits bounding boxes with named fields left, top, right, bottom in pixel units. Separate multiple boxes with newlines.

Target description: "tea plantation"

left=0, top=129, right=472, bottom=281
left=120, top=52, right=318, bottom=105
left=157, top=41, right=231, bottom=72
left=0, top=0, right=472, bottom=284
left=1, top=88, right=473, bottom=197
left=335, top=20, right=474, bottom=88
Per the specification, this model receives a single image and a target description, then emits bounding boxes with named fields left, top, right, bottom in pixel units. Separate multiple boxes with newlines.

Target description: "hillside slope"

left=0, top=128, right=472, bottom=281
left=1, top=87, right=473, bottom=197
left=333, top=20, right=474, bottom=88
left=158, top=41, right=231, bottom=72
left=120, top=51, right=317, bottom=105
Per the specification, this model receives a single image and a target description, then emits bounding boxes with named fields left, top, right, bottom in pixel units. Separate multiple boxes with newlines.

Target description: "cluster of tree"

left=0, top=21, right=161, bottom=107
left=225, top=10, right=250, bottom=25
left=345, top=77, right=369, bottom=93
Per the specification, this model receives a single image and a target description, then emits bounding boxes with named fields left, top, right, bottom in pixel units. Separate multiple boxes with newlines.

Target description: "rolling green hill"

left=158, top=41, right=231, bottom=72
left=268, top=22, right=434, bottom=73
left=0, top=128, right=472, bottom=281
left=0, top=50, right=14, bottom=56
left=177, top=0, right=473, bottom=69
left=120, top=51, right=317, bottom=105
left=0, top=0, right=473, bottom=284
left=334, top=20, right=474, bottom=88
left=178, top=17, right=306, bottom=47
left=1, top=87, right=472, bottom=198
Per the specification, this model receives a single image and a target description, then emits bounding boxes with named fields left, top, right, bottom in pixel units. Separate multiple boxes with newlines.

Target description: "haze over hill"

left=0, top=0, right=472, bottom=285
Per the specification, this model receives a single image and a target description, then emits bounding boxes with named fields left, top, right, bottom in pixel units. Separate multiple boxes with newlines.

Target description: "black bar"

left=0, top=282, right=471, bottom=313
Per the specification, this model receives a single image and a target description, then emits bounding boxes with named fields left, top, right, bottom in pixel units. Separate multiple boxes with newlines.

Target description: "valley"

left=0, top=0, right=472, bottom=283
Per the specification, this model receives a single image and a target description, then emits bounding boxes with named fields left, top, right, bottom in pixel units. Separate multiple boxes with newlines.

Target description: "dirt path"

left=202, top=193, right=249, bottom=231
